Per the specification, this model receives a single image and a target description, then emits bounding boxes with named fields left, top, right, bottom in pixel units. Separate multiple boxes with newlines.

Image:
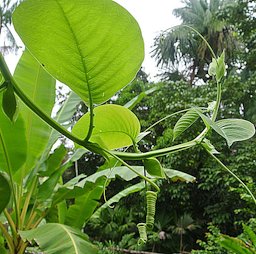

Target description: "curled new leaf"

left=144, top=157, right=165, bottom=178
left=208, top=51, right=226, bottom=82
left=72, top=104, right=140, bottom=150
left=13, top=0, right=144, bottom=105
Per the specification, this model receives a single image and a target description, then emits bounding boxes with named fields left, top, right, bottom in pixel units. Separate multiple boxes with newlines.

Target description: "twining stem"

left=0, top=53, right=216, bottom=161
left=113, top=140, right=197, bottom=160
left=84, top=89, right=94, bottom=142
left=0, top=221, right=15, bottom=254
left=211, top=81, right=221, bottom=122
left=206, top=150, right=256, bottom=205
left=144, top=108, right=210, bottom=133
left=182, top=25, right=217, bottom=60
left=102, top=148, right=160, bottom=193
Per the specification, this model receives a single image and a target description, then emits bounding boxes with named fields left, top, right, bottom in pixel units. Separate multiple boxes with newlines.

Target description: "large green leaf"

left=65, top=178, right=105, bottom=229
left=243, top=224, right=256, bottom=248
left=13, top=0, right=144, bottom=105
left=0, top=94, right=27, bottom=174
left=219, top=234, right=255, bottom=254
left=216, top=119, right=255, bottom=147
left=44, top=92, right=82, bottom=158
left=72, top=104, right=141, bottom=149
left=54, top=92, right=81, bottom=126
left=0, top=174, right=11, bottom=214
left=197, top=110, right=255, bottom=147
left=52, top=166, right=195, bottom=206
left=19, top=223, right=97, bottom=254
left=164, top=169, right=196, bottom=183
left=39, top=145, right=67, bottom=177
left=13, top=50, right=56, bottom=178
left=173, top=109, right=199, bottom=140
left=52, top=166, right=145, bottom=206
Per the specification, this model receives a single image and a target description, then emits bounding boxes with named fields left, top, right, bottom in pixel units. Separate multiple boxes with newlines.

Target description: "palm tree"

left=0, top=0, right=21, bottom=54
left=170, top=213, right=200, bottom=253
left=153, top=0, right=239, bottom=84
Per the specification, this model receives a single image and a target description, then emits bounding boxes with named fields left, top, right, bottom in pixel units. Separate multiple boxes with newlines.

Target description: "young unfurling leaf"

left=144, top=157, right=165, bottom=178
left=208, top=51, right=226, bottom=82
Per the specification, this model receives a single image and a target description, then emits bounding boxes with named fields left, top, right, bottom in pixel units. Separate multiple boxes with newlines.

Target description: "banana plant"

left=0, top=0, right=255, bottom=253
left=219, top=224, right=256, bottom=254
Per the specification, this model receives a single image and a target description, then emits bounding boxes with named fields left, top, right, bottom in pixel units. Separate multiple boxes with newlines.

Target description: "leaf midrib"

left=54, top=0, right=91, bottom=101
left=59, top=224, right=79, bottom=254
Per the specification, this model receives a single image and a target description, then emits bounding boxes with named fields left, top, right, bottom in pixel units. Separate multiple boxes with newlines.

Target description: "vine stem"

left=103, top=148, right=160, bottom=193
left=0, top=53, right=196, bottom=161
left=206, top=150, right=256, bottom=205
left=144, top=107, right=207, bottom=133
left=84, top=83, right=94, bottom=142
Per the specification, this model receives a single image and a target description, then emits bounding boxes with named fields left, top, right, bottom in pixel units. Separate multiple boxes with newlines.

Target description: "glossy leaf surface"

left=0, top=174, right=11, bottom=214
left=13, top=50, right=56, bottom=177
left=13, top=0, right=144, bottom=104
left=20, top=223, right=97, bottom=254
left=0, top=94, right=27, bottom=174
left=72, top=104, right=140, bottom=149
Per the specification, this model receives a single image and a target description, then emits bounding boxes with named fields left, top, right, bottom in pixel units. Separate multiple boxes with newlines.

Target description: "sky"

left=5, top=1, right=184, bottom=80
left=114, top=0, right=183, bottom=80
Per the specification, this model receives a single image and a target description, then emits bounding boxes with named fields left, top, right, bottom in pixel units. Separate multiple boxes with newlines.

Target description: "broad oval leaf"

left=173, top=109, right=199, bottom=140
left=0, top=173, right=11, bottom=214
left=216, top=119, right=255, bottom=147
left=0, top=94, right=27, bottom=174
left=19, top=223, right=97, bottom=254
left=13, top=0, right=144, bottom=105
left=13, top=50, right=56, bottom=179
left=218, top=235, right=253, bottom=254
left=72, top=104, right=141, bottom=149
